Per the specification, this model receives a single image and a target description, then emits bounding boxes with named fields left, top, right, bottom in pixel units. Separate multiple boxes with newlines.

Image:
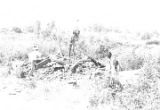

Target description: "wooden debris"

left=71, top=59, right=91, bottom=73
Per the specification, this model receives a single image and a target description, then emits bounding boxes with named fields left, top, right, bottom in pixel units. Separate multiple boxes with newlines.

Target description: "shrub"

left=95, top=44, right=109, bottom=59
left=146, top=40, right=160, bottom=45
left=12, top=27, right=22, bottom=33
left=117, top=46, right=145, bottom=71
left=119, top=54, right=144, bottom=71
left=141, top=32, right=152, bottom=40
left=128, top=56, right=144, bottom=70
left=0, top=28, right=9, bottom=33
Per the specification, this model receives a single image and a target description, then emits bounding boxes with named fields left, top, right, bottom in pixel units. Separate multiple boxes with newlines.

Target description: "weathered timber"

left=34, top=57, right=51, bottom=70
left=71, top=59, right=91, bottom=73
left=71, top=56, right=107, bottom=73
left=87, top=56, right=106, bottom=68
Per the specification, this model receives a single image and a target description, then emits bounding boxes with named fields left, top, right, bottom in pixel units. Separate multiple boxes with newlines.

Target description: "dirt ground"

left=0, top=67, right=141, bottom=110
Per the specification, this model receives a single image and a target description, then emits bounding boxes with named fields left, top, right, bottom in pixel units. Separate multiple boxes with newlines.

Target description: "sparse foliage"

left=0, top=22, right=160, bottom=110
left=12, top=27, right=22, bottom=33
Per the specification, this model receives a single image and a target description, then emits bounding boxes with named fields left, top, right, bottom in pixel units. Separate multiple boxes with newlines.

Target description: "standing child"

left=69, top=29, right=80, bottom=58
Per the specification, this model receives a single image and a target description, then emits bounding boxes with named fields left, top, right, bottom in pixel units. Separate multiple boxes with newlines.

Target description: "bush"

left=95, top=44, right=109, bottom=59
left=119, top=54, right=144, bottom=71
left=127, top=56, right=144, bottom=70
left=12, top=27, right=22, bottom=33
left=0, top=28, right=9, bottom=33
left=146, top=40, right=160, bottom=45
left=117, top=46, right=145, bottom=71
left=141, top=32, right=152, bottom=40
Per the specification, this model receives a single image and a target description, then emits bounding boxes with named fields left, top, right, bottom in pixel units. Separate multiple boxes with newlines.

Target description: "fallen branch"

left=88, top=56, right=106, bottom=68
left=34, top=57, right=51, bottom=70
left=70, top=56, right=107, bottom=73
left=71, top=59, right=91, bottom=73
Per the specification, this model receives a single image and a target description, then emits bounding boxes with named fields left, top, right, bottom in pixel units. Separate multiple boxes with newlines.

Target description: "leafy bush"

left=146, top=40, right=160, bottom=45
left=12, top=27, right=22, bottom=33
left=117, top=46, right=145, bottom=71
left=0, top=28, right=9, bottom=33
left=141, top=32, right=152, bottom=40
left=127, top=56, right=144, bottom=70
left=119, top=54, right=144, bottom=71
left=141, top=32, right=160, bottom=40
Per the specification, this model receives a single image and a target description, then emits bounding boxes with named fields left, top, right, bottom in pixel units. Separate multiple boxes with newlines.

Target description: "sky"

left=0, top=0, right=160, bottom=31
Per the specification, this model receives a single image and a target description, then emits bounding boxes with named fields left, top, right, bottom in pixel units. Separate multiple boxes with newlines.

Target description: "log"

left=71, top=56, right=107, bottom=73
left=71, top=59, right=91, bottom=73
left=52, top=60, right=65, bottom=65
left=34, top=57, right=51, bottom=70
left=88, top=56, right=106, bottom=68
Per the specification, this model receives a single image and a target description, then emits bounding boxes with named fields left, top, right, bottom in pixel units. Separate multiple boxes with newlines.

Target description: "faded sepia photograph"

left=0, top=0, right=160, bottom=110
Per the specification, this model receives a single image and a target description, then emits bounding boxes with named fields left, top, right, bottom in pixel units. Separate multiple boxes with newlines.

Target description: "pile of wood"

left=10, top=54, right=111, bottom=80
